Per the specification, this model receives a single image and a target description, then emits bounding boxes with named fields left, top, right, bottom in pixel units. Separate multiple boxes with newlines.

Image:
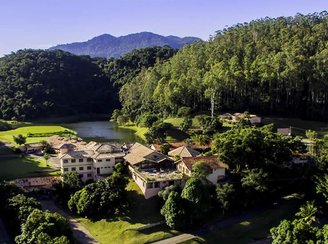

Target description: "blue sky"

left=1, top=0, right=328, bottom=56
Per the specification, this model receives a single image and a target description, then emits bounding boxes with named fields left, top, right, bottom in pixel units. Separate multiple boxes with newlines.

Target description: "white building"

left=177, top=156, right=229, bottom=185
left=59, top=141, right=125, bottom=181
left=124, top=143, right=183, bottom=199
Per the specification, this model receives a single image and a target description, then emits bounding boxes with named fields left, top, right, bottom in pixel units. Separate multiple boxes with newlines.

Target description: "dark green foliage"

left=0, top=181, right=22, bottom=213
left=116, top=115, right=129, bottom=125
left=212, top=125, right=292, bottom=172
left=15, top=209, right=72, bottom=244
left=68, top=170, right=128, bottom=218
left=158, top=185, right=179, bottom=201
left=316, top=174, right=328, bottom=204
left=177, top=107, right=192, bottom=117
left=54, top=172, right=84, bottom=204
left=216, top=183, right=235, bottom=213
left=181, top=177, right=212, bottom=222
left=160, top=143, right=170, bottom=155
left=270, top=202, right=324, bottom=244
left=196, top=115, right=222, bottom=134
left=13, top=134, right=26, bottom=145
left=191, top=161, right=212, bottom=180
left=145, top=122, right=173, bottom=143
left=7, top=194, right=41, bottom=224
left=0, top=49, right=114, bottom=120
left=160, top=191, right=187, bottom=229
left=137, top=113, right=159, bottom=127
left=179, top=117, right=192, bottom=132
left=120, top=12, right=328, bottom=121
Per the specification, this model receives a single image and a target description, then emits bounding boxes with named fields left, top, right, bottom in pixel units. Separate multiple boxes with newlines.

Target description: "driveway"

left=40, top=200, right=98, bottom=244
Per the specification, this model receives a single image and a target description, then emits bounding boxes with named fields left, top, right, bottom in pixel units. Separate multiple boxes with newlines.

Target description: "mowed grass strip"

left=78, top=180, right=179, bottom=244
left=0, top=157, right=59, bottom=180
left=0, top=125, right=76, bottom=145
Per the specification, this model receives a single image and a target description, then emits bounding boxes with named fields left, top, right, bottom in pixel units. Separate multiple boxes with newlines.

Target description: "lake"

left=62, top=121, right=142, bottom=143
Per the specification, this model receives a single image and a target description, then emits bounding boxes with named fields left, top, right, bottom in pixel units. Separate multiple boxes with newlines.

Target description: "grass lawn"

left=0, top=125, right=76, bottom=145
left=0, top=156, right=60, bottom=180
left=77, top=180, right=180, bottom=244
left=183, top=201, right=299, bottom=244
left=119, top=124, right=148, bottom=141
left=164, top=117, right=200, bottom=128
left=263, top=117, right=328, bottom=137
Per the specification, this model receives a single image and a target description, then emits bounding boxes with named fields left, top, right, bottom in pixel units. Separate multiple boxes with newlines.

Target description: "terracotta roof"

left=168, top=146, right=200, bottom=158
left=124, top=143, right=170, bottom=165
left=181, top=156, right=228, bottom=171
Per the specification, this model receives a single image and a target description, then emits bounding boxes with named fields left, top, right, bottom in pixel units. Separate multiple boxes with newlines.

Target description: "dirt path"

left=40, top=200, right=98, bottom=244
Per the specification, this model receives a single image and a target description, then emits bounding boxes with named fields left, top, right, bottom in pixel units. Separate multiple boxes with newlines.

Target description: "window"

left=79, top=174, right=83, bottom=178
left=97, top=159, right=102, bottom=162
left=79, top=167, right=84, bottom=170
left=154, top=182, right=160, bottom=188
left=106, top=159, right=111, bottom=162
left=87, top=166, right=92, bottom=170
left=87, top=158, right=92, bottom=162
left=87, top=173, right=92, bottom=177
left=63, top=159, right=68, bottom=164
left=71, top=167, right=76, bottom=171
left=147, top=182, right=153, bottom=188
left=79, top=159, right=83, bottom=162
left=64, top=168, right=68, bottom=172
left=71, top=159, right=76, bottom=163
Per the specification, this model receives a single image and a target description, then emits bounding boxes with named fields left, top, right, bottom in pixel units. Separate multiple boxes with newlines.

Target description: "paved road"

left=0, top=218, right=11, bottom=244
left=40, top=200, right=98, bottom=244
left=152, top=234, right=195, bottom=244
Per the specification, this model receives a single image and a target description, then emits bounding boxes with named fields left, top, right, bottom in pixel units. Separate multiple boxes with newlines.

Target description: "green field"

left=0, top=156, right=60, bottom=180
left=78, top=180, right=179, bottom=244
left=183, top=201, right=299, bottom=244
left=164, top=117, right=200, bottom=128
left=0, top=125, right=76, bottom=145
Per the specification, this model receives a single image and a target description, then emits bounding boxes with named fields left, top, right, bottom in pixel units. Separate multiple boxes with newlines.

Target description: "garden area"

left=77, top=180, right=179, bottom=244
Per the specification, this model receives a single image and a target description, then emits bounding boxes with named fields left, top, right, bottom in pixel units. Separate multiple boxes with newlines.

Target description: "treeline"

left=0, top=46, right=176, bottom=120
left=0, top=182, right=72, bottom=243
left=120, top=12, right=328, bottom=121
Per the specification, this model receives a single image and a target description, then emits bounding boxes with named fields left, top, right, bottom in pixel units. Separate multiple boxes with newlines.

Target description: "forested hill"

left=50, top=32, right=201, bottom=58
left=120, top=12, right=328, bottom=121
left=0, top=46, right=177, bottom=120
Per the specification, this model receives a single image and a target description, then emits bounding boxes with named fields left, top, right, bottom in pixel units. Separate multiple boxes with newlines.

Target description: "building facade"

left=59, top=141, right=126, bottom=181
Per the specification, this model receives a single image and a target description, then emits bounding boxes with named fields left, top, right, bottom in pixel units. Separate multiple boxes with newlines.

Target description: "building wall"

left=60, top=158, right=93, bottom=181
left=128, top=166, right=183, bottom=199
left=93, top=158, right=116, bottom=175
left=206, top=168, right=226, bottom=184
left=177, top=162, right=191, bottom=176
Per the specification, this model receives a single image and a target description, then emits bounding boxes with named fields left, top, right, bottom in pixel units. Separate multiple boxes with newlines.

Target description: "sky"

left=1, top=0, right=328, bottom=57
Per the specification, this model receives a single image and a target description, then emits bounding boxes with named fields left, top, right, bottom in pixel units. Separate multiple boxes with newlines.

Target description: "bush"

left=137, top=113, right=159, bottom=127
left=177, top=107, right=191, bottom=117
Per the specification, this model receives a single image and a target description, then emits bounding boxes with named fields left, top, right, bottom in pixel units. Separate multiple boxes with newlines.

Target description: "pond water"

left=62, top=121, right=142, bottom=143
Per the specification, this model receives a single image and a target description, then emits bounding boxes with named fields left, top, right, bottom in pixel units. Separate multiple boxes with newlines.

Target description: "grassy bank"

left=119, top=124, right=148, bottom=141
left=78, top=180, right=179, bottom=244
left=0, top=125, right=76, bottom=145
left=0, top=157, right=60, bottom=180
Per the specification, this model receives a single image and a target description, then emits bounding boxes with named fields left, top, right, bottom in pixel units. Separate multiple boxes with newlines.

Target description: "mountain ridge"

left=49, top=32, right=202, bottom=58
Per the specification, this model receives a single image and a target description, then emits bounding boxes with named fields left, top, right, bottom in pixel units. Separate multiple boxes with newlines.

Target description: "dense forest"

left=120, top=12, right=328, bottom=121
left=0, top=46, right=176, bottom=120
left=2, top=13, right=328, bottom=121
